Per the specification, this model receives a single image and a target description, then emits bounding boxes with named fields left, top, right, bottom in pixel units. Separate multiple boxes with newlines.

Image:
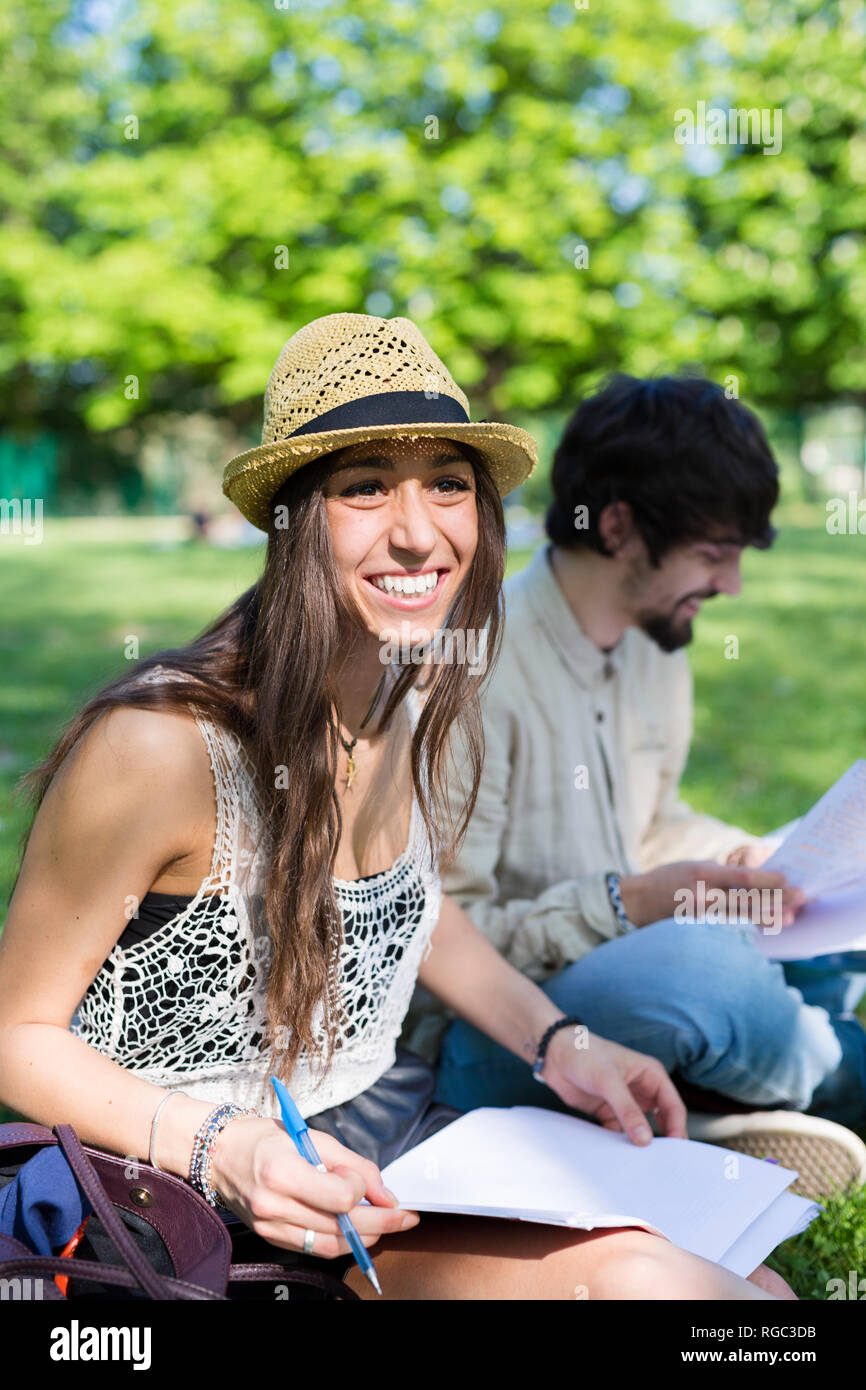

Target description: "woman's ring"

left=303, top=1229, right=315, bottom=1256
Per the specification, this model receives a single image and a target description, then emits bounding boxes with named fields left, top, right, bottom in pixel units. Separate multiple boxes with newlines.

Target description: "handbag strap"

left=54, top=1124, right=172, bottom=1299
left=0, top=1233, right=66, bottom=1299
left=0, top=1252, right=224, bottom=1300
left=0, top=1122, right=54, bottom=1147
left=228, top=1261, right=360, bottom=1300
left=0, top=1252, right=360, bottom=1301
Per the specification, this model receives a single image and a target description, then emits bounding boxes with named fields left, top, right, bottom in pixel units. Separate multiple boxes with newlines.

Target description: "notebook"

left=381, top=1106, right=819, bottom=1277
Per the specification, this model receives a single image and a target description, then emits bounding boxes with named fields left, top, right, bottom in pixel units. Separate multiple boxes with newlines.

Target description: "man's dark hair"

left=546, top=374, right=779, bottom=564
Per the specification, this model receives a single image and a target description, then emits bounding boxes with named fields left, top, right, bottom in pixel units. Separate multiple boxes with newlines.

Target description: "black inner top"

left=118, top=875, right=387, bottom=949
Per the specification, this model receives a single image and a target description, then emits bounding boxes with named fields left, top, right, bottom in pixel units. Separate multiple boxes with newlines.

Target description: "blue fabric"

left=0, top=1148, right=91, bottom=1255
left=435, top=918, right=866, bottom=1130
left=782, top=951, right=866, bottom=1017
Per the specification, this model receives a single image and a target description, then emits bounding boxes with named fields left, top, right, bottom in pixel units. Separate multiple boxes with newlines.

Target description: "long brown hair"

left=14, top=446, right=506, bottom=1080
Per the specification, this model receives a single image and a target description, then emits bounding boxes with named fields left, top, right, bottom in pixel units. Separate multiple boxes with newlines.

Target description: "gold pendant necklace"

left=339, top=671, right=388, bottom=791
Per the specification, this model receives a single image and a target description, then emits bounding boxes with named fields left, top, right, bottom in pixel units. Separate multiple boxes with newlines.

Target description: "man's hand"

left=618, top=859, right=805, bottom=929
left=726, top=843, right=772, bottom=869
left=541, top=1026, right=687, bottom=1144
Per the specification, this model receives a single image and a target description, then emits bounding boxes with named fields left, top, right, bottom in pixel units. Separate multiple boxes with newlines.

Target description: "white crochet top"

left=71, top=665, right=441, bottom=1119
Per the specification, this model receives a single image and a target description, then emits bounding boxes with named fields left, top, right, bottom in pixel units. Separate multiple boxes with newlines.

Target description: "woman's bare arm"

left=0, top=705, right=219, bottom=1174
left=419, top=893, right=687, bottom=1142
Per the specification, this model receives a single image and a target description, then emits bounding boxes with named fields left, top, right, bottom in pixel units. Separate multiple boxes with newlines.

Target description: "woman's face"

left=322, top=436, right=478, bottom=648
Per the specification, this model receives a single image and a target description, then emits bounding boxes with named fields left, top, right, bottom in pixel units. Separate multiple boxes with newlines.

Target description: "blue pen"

left=271, top=1075, right=383, bottom=1296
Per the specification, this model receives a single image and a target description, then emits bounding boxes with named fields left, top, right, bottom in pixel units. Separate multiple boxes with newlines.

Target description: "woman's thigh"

left=342, top=1216, right=781, bottom=1301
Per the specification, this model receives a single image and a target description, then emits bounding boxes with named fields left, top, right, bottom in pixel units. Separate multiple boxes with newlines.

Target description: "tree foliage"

left=1, top=0, right=864, bottom=457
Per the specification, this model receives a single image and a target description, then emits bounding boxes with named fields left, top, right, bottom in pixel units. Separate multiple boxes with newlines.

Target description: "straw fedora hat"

left=222, top=312, right=537, bottom=530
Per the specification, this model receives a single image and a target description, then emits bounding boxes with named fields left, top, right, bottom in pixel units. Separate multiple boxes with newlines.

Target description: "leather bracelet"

left=532, top=1016, right=585, bottom=1083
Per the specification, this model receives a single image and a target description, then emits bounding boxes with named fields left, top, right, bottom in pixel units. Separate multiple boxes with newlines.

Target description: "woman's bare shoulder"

left=0, top=702, right=218, bottom=952
left=80, top=700, right=205, bottom=765
left=47, top=701, right=214, bottom=821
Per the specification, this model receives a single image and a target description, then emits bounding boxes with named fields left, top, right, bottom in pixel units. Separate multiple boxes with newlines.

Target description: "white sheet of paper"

left=382, top=1107, right=801, bottom=1266
left=763, top=761, right=866, bottom=897
left=717, top=1190, right=821, bottom=1278
left=750, top=878, right=866, bottom=960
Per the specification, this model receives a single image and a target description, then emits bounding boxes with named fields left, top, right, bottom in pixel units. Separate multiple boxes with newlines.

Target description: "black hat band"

left=289, top=390, right=470, bottom=438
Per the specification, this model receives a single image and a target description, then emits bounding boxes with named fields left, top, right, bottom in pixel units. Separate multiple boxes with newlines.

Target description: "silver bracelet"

left=149, top=1089, right=189, bottom=1172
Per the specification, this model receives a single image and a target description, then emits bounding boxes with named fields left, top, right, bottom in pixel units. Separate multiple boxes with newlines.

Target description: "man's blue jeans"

left=434, top=919, right=866, bottom=1130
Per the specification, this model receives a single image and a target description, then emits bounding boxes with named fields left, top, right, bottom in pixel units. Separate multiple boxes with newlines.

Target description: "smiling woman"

left=323, top=437, right=478, bottom=631
left=0, top=313, right=792, bottom=1301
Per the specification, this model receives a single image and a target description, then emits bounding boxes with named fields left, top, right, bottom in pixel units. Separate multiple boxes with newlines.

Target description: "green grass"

left=766, top=1186, right=866, bottom=1301
left=2, top=511, right=866, bottom=1296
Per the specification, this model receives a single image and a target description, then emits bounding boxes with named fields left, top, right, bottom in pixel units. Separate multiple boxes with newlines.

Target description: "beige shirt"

left=403, top=541, right=760, bottom=1059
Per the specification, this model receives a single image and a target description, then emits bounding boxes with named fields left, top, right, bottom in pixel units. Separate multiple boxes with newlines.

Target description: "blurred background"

left=2, top=0, right=866, bottom=884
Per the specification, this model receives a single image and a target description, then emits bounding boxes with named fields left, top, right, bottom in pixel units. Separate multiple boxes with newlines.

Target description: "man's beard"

left=638, top=591, right=717, bottom=652
left=640, top=612, right=694, bottom=652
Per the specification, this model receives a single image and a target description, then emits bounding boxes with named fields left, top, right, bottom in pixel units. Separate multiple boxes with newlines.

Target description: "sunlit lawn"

left=1, top=510, right=865, bottom=1296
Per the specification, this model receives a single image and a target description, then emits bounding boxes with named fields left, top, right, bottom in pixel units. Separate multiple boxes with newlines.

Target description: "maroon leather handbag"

left=0, top=1122, right=358, bottom=1301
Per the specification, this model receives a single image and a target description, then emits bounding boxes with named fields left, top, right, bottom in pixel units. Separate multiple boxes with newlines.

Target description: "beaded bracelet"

left=532, top=1016, right=585, bottom=1082
left=605, top=871, right=636, bottom=934
left=189, top=1102, right=259, bottom=1207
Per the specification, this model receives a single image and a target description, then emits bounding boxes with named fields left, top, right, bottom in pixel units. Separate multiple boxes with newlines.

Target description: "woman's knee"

left=532, top=1226, right=694, bottom=1301
left=579, top=1230, right=687, bottom=1300
left=583, top=1230, right=749, bottom=1301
